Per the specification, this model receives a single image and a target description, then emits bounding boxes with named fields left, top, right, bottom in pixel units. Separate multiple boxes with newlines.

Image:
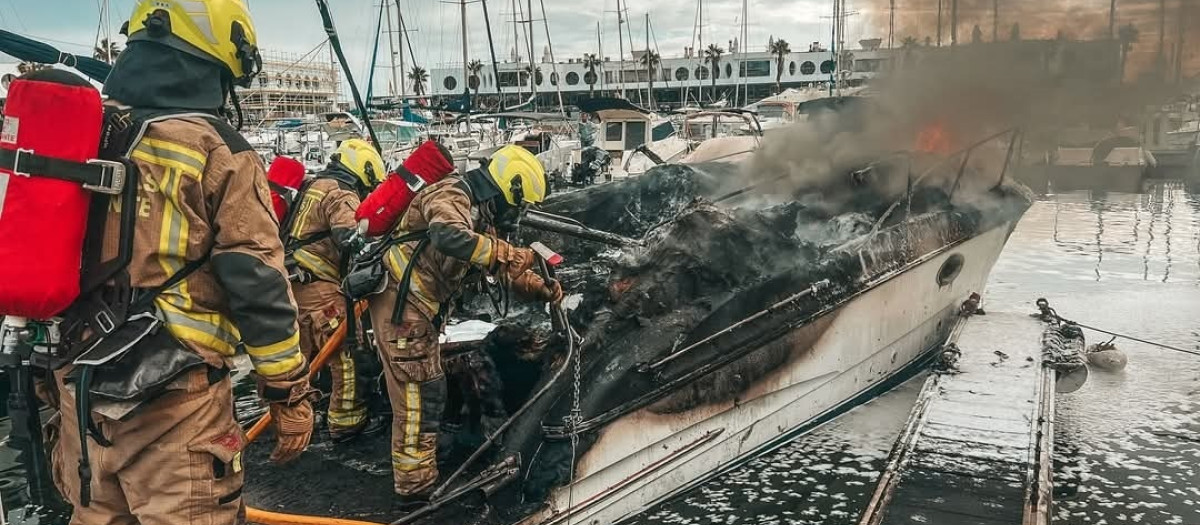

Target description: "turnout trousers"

left=49, top=369, right=246, bottom=525
left=368, top=284, right=447, bottom=496
left=294, top=280, right=366, bottom=437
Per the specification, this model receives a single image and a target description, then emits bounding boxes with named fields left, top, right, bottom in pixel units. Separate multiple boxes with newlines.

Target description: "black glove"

left=332, top=228, right=367, bottom=259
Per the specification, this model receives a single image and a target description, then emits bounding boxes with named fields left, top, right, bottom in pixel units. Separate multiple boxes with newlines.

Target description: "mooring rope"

left=1035, top=299, right=1200, bottom=358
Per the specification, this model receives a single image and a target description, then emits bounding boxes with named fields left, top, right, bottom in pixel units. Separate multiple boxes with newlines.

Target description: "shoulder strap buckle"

left=10, top=148, right=34, bottom=177
left=82, top=159, right=126, bottom=195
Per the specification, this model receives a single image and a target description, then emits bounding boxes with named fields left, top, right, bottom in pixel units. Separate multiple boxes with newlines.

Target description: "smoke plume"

left=743, top=37, right=1172, bottom=213
left=855, top=0, right=1200, bottom=81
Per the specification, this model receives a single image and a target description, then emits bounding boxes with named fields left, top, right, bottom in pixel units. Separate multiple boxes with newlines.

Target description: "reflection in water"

left=622, top=378, right=926, bottom=525
left=990, top=180, right=1200, bottom=525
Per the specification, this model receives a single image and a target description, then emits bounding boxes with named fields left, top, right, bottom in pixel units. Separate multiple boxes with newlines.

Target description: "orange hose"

left=245, top=507, right=385, bottom=525
left=244, top=302, right=385, bottom=525
left=246, top=301, right=368, bottom=443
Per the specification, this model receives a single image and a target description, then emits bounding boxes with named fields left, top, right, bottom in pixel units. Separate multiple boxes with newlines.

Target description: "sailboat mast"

left=386, top=1, right=399, bottom=97
left=645, top=12, right=652, bottom=109
left=512, top=0, right=522, bottom=103
left=462, top=0, right=472, bottom=120
left=734, top=0, right=744, bottom=106
left=597, top=21, right=606, bottom=94
left=622, top=0, right=638, bottom=103
left=616, top=0, right=626, bottom=99
left=698, top=0, right=704, bottom=104
left=479, top=0, right=505, bottom=103
left=537, top=0, right=566, bottom=115
left=527, top=0, right=538, bottom=111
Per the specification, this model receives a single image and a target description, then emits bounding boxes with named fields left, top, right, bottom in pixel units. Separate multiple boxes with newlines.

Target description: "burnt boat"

left=240, top=129, right=1032, bottom=525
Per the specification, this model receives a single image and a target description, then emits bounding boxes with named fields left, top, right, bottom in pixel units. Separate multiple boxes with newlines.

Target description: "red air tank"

left=356, top=140, right=455, bottom=236
left=0, top=72, right=104, bottom=319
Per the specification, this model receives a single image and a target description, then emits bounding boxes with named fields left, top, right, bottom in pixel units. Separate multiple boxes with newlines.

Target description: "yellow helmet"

left=334, top=139, right=385, bottom=189
left=487, top=145, right=547, bottom=206
left=123, top=0, right=262, bottom=87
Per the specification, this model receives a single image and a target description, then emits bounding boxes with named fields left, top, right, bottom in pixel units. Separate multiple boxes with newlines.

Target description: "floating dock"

left=857, top=310, right=1057, bottom=525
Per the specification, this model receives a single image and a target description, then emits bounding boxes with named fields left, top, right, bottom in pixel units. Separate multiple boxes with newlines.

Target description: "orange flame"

left=916, top=121, right=953, bottom=155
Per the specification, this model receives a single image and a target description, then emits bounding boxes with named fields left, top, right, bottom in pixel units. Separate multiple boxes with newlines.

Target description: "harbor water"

left=625, top=180, right=1200, bottom=525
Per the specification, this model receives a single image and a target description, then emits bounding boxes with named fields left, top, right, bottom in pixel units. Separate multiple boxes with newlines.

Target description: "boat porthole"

left=937, top=254, right=965, bottom=287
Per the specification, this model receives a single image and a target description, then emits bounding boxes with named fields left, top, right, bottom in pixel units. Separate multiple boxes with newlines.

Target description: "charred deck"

left=858, top=311, right=1055, bottom=525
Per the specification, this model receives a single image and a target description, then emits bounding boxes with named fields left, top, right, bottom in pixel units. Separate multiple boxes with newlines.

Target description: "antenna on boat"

left=314, top=0, right=382, bottom=149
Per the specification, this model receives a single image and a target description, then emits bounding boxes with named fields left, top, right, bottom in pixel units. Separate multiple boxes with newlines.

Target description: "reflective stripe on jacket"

left=103, top=116, right=305, bottom=379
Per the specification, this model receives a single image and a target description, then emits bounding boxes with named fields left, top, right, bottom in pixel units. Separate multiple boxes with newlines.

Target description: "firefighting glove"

left=510, top=270, right=565, bottom=304
left=492, top=239, right=537, bottom=280
left=254, top=372, right=318, bottom=464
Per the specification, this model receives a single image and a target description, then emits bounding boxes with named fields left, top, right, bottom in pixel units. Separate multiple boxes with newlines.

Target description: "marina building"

left=236, top=48, right=340, bottom=124
left=426, top=46, right=891, bottom=110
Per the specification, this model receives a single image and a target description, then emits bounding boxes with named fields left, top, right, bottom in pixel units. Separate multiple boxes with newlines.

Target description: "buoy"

left=1086, top=342, right=1128, bottom=371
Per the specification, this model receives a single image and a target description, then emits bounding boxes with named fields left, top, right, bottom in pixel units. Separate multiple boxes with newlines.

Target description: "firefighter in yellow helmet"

left=47, top=2, right=312, bottom=524
left=286, top=138, right=387, bottom=442
left=366, top=144, right=562, bottom=504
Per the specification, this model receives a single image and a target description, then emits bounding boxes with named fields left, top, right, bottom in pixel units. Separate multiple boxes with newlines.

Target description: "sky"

left=3, top=0, right=1189, bottom=94
left=0, top=0, right=845, bottom=89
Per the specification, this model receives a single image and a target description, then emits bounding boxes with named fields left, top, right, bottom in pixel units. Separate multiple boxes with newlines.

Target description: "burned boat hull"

left=522, top=219, right=1020, bottom=525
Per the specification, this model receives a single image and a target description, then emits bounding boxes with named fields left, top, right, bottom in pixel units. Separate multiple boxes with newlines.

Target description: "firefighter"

left=287, top=138, right=384, bottom=442
left=368, top=145, right=563, bottom=503
left=47, top=2, right=313, bottom=524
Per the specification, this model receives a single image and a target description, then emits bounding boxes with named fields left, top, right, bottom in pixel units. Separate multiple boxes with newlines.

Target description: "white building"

left=427, top=48, right=893, bottom=109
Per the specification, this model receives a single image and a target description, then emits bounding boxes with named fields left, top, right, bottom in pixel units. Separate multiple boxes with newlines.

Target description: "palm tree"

left=639, top=50, right=661, bottom=109
left=703, top=44, right=724, bottom=103
left=93, top=37, right=122, bottom=64
left=408, top=66, right=428, bottom=96
left=768, top=38, right=791, bottom=94
left=583, top=53, right=601, bottom=98
left=523, top=64, right=543, bottom=86
left=467, top=59, right=484, bottom=98
left=16, top=62, right=50, bottom=75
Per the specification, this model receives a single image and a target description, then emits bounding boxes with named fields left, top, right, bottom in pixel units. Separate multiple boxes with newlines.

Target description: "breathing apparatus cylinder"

left=0, top=73, right=105, bottom=319
left=356, top=140, right=455, bottom=236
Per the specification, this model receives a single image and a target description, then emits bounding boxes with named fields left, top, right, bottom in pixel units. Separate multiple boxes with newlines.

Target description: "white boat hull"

left=522, top=220, right=1018, bottom=525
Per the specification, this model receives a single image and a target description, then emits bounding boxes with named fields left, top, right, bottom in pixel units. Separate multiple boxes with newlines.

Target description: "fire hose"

left=243, top=302, right=387, bottom=525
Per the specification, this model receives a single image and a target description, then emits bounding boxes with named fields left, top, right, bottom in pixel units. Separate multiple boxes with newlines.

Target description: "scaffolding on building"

left=237, top=47, right=339, bottom=125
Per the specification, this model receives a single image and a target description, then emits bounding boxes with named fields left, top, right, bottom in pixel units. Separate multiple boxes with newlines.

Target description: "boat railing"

left=856, top=127, right=1022, bottom=240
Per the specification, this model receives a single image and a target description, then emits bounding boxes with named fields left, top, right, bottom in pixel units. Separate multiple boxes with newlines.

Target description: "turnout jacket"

left=384, top=177, right=498, bottom=323
left=100, top=116, right=306, bottom=380
left=288, top=176, right=361, bottom=283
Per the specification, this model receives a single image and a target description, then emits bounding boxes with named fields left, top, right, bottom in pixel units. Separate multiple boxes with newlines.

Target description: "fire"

left=916, top=121, right=953, bottom=155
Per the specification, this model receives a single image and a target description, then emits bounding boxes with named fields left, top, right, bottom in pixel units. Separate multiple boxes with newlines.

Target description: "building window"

left=675, top=67, right=689, bottom=81
left=498, top=71, right=520, bottom=87
left=567, top=71, right=581, bottom=85
left=259, top=74, right=268, bottom=87
left=604, top=71, right=614, bottom=84
left=534, top=71, right=544, bottom=85
left=820, top=60, right=835, bottom=74
left=739, top=60, right=771, bottom=78
left=788, top=61, right=797, bottom=76
left=444, top=76, right=458, bottom=91
left=695, top=65, right=709, bottom=80
left=800, top=61, right=816, bottom=75
left=550, top=72, right=559, bottom=85
left=724, top=63, right=732, bottom=78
